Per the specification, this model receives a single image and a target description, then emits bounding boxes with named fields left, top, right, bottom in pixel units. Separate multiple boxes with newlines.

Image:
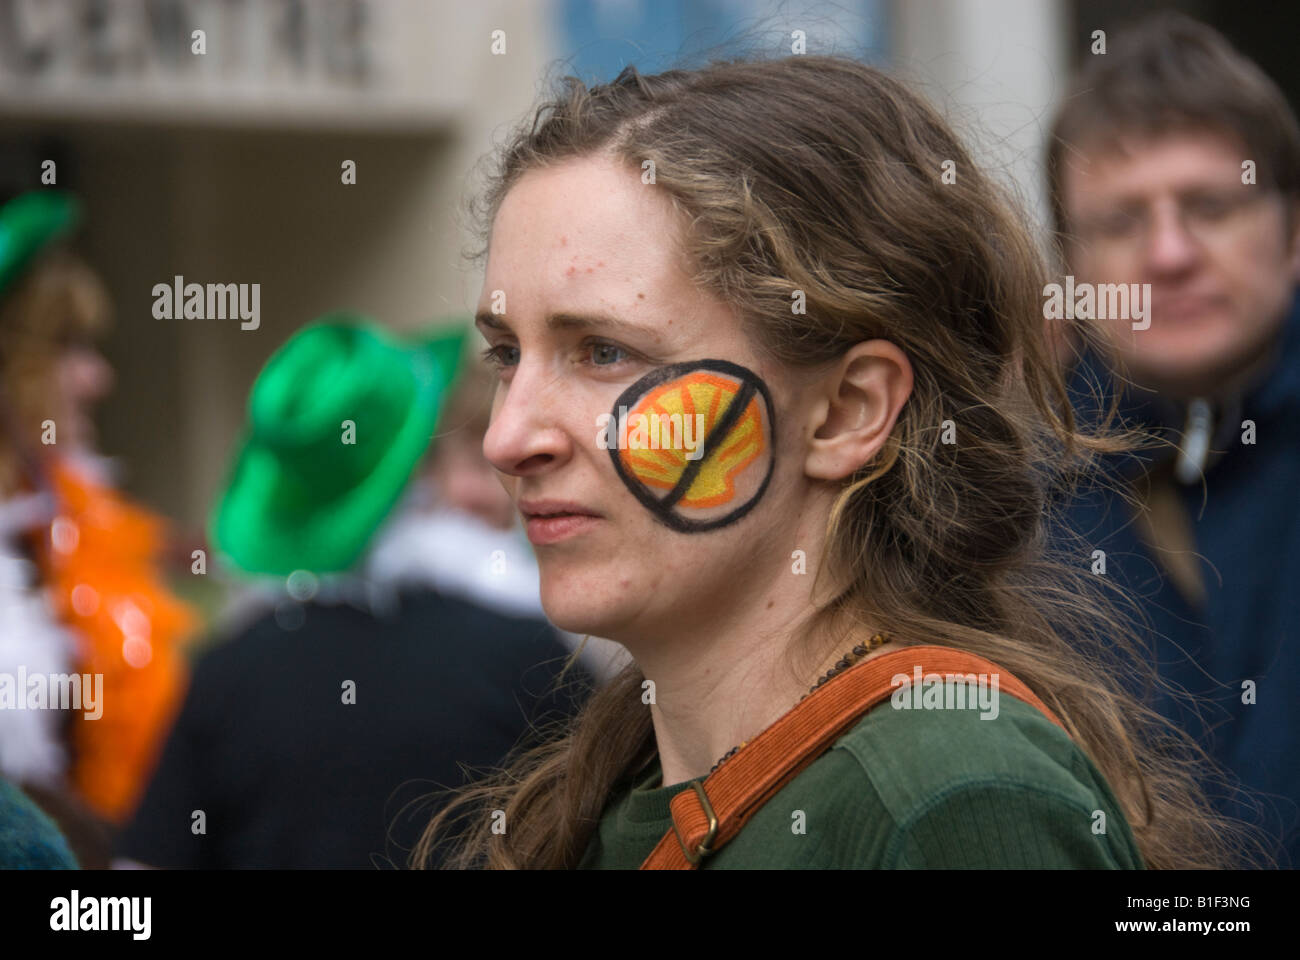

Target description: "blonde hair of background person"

left=0, top=249, right=112, bottom=498
left=415, top=55, right=1265, bottom=870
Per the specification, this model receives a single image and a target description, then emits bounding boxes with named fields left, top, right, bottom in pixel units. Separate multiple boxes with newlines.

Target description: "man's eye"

left=1185, top=195, right=1232, bottom=221
left=481, top=343, right=519, bottom=368
left=1095, top=210, right=1141, bottom=236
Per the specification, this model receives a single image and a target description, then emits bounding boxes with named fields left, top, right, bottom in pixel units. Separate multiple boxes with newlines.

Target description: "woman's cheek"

left=597, top=359, right=776, bottom=534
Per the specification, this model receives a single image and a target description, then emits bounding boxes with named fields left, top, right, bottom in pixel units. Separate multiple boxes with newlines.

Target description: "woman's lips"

left=524, top=513, right=602, bottom=545
left=519, top=500, right=603, bottom=545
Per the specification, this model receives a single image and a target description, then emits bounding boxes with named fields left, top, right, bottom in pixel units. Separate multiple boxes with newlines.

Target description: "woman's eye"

left=588, top=341, right=629, bottom=366
left=481, top=343, right=519, bottom=368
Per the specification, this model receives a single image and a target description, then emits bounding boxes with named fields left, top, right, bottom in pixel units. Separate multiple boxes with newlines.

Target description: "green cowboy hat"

left=210, top=313, right=468, bottom=576
left=0, top=190, right=80, bottom=298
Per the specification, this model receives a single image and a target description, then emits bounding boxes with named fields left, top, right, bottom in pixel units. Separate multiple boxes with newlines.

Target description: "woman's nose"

left=88, top=350, right=115, bottom=397
left=481, top=367, right=571, bottom=478
left=66, top=346, right=114, bottom=401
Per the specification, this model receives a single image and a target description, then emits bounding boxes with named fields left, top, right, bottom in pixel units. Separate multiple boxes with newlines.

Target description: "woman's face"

left=477, top=154, right=813, bottom=644
left=55, top=340, right=114, bottom=453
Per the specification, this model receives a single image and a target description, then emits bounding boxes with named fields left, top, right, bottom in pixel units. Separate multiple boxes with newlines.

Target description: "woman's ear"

left=804, top=340, right=912, bottom=481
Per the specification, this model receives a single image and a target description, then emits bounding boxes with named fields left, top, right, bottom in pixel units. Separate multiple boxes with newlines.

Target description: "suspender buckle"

left=672, top=779, right=720, bottom=865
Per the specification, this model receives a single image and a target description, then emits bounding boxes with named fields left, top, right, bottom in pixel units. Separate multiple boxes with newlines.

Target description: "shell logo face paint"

left=607, top=359, right=776, bottom=532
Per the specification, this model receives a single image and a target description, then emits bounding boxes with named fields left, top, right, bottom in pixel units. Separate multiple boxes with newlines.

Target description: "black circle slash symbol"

left=607, top=359, right=776, bottom=533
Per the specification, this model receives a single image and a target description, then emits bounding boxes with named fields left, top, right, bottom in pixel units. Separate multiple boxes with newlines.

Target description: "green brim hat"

left=0, top=190, right=80, bottom=299
left=210, top=313, right=468, bottom=577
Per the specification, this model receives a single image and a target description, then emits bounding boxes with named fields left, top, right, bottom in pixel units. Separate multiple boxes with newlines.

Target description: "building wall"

left=891, top=0, right=1067, bottom=234
left=1, top=0, right=559, bottom=531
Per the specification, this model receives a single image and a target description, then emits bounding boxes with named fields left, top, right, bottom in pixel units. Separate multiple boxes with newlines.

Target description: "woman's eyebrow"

left=474, top=310, right=509, bottom=332
left=547, top=311, right=659, bottom=339
left=475, top=309, right=663, bottom=342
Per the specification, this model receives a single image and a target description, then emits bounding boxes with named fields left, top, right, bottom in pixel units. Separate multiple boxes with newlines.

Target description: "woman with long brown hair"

left=415, top=55, right=1259, bottom=869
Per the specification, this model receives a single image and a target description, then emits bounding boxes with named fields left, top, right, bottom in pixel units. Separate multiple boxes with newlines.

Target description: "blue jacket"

left=1056, top=296, right=1300, bottom=867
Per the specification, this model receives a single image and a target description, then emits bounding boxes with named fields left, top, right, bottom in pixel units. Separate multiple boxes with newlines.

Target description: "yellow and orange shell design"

left=611, top=361, right=774, bottom=530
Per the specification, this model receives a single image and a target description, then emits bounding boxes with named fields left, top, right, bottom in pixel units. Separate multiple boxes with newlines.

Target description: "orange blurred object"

left=32, top=457, right=197, bottom=824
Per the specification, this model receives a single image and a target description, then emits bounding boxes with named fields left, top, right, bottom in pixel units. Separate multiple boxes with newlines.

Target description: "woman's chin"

left=539, top=575, right=624, bottom=639
left=540, top=596, right=616, bottom=638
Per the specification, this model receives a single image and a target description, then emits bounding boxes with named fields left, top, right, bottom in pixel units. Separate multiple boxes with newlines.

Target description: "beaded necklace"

left=707, top=631, right=892, bottom=774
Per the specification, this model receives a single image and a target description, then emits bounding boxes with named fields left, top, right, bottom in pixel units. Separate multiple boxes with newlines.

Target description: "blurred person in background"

left=1048, top=13, right=1300, bottom=865
left=0, top=190, right=196, bottom=868
left=367, top=357, right=556, bottom=620
left=117, top=315, right=590, bottom=868
left=367, top=358, right=627, bottom=682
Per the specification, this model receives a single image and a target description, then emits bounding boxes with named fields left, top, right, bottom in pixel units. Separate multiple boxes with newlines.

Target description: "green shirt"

left=578, top=693, right=1145, bottom=869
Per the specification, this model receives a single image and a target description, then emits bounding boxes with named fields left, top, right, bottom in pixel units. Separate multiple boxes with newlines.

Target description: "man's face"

left=1061, top=129, right=1300, bottom=396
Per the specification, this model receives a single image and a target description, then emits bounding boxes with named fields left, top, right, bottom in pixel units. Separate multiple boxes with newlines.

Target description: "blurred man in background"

left=1048, top=13, right=1300, bottom=865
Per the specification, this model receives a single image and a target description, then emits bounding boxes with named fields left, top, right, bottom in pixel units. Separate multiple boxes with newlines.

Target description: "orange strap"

left=640, top=644, right=1067, bottom=870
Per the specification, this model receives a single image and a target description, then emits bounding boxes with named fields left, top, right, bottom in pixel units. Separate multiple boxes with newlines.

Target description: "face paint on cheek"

left=608, top=359, right=776, bottom=532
